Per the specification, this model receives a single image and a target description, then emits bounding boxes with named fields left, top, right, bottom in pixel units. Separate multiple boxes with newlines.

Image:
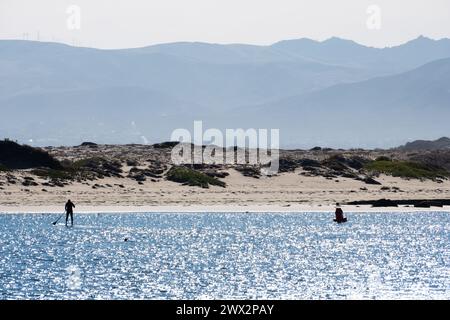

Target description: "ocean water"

left=0, top=212, right=448, bottom=300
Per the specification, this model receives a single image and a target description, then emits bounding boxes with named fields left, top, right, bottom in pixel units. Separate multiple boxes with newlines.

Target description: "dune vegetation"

left=364, top=159, right=448, bottom=180
left=166, top=166, right=226, bottom=188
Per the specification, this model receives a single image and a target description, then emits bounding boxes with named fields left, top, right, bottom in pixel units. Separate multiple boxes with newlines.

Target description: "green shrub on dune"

left=166, top=166, right=226, bottom=188
left=365, top=159, right=448, bottom=179
left=71, top=157, right=123, bottom=177
left=31, top=168, right=76, bottom=180
left=375, top=156, right=392, bottom=162
left=71, top=157, right=104, bottom=169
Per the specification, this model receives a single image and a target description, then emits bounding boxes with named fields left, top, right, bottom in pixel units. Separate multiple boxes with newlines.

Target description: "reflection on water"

left=0, top=212, right=449, bottom=299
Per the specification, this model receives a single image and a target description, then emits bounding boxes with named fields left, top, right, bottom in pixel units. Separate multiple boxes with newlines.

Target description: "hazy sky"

left=1, top=0, right=449, bottom=48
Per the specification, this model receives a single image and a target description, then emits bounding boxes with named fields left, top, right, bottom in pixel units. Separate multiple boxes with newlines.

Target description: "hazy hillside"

left=1, top=37, right=450, bottom=147
left=398, top=137, right=450, bottom=150
left=272, top=36, right=450, bottom=73
left=0, top=86, right=204, bottom=145
left=232, top=58, right=450, bottom=148
left=0, top=39, right=366, bottom=108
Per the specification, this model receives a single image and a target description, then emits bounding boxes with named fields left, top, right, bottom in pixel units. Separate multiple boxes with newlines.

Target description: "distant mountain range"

left=234, top=57, right=450, bottom=148
left=398, top=137, right=450, bottom=151
left=1, top=36, right=450, bottom=147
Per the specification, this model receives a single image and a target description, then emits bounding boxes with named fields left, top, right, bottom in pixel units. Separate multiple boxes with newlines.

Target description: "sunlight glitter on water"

left=0, top=212, right=449, bottom=299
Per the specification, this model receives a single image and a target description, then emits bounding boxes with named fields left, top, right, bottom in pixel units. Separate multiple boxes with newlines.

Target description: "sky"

left=0, top=0, right=449, bottom=49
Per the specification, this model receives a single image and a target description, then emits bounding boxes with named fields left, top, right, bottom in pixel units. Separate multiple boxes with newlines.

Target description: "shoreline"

left=1, top=204, right=450, bottom=214
left=3, top=168, right=450, bottom=215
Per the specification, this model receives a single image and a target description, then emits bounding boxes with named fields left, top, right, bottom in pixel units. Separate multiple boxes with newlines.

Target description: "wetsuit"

left=335, top=208, right=344, bottom=222
left=65, top=201, right=75, bottom=226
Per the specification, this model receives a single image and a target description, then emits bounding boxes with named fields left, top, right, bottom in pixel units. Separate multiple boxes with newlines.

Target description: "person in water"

left=334, top=203, right=346, bottom=223
left=65, top=199, right=76, bottom=226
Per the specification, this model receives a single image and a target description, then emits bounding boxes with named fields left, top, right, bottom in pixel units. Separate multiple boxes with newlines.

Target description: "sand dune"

left=1, top=168, right=449, bottom=213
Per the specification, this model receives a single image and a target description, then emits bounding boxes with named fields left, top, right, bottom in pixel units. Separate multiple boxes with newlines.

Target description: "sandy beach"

left=1, top=168, right=449, bottom=213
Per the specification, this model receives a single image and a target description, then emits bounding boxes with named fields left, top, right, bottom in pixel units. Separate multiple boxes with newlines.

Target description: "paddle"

left=52, top=212, right=65, bottom=225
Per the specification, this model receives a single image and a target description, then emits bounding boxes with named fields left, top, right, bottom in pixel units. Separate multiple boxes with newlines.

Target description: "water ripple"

left=0, top=212, right=449, bottom=299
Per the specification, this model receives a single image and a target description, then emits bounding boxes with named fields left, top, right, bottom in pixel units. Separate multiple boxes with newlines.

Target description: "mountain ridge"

left=398, top=137, right=450, bottom=150
left=1, top=37, right=450, bottom=147
left=228, top=57, right=450, bottom=148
